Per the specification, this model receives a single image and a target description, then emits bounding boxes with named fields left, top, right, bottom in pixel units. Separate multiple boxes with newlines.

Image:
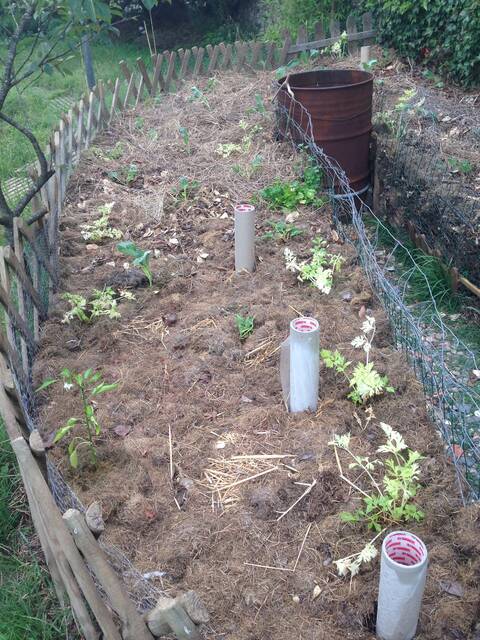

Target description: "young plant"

left=179, top=126, right=191, bottom=154
left=216, top=143, right=243, bottom=158
left=107, top=163, right=139, bottom=186
left=62, top=288, right=134, bottom=324
left=176, top=177, right=199, bottom=201
left=80, top=202, right=122, bottom=243
left=263, top=220, right=303, bottom=242
left=260, top=166, right=324, bottom=212
left=361, top=59, right=378, bottom=72
left=285, top=237, right=344, bottom=294
left=51, top=368, right=118, bottom=469
left=235, top=314, right=254, bottom=341
left=322, top=31, right=348, bottom=58
left=189, top=86, right=210, bottom=108
left=117, top=241, right=153, bottom=286
left=321, top=316, right=395, bottom=404
left=330, top=421, right=424, bottom=576
left=447, top=157, right=474, bottom=175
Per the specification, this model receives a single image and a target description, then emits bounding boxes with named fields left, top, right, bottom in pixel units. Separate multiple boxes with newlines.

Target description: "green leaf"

left=53, top=423, right=76, bottom=443
left=91, top=382, right=118, bottom=395
left=69, top=448, right=79, bottom=468
left=35, top=378, right=57, bottom=393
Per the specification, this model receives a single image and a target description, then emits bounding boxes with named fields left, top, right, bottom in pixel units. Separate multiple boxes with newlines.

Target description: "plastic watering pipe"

left=376, top=531, right=428, bottom=640
left=234, top=204, right=256, bottom=272
left=280, top=317, right=320, bottom=413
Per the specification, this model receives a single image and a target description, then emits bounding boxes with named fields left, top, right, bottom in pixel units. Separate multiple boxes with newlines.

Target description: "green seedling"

left=285, top=236, right=344, bottom=294
left=117, top=241, right=153, bottom=286
left=422, top=69, right=444, bottom=88
left=134, top=116, right=144, bottom=130
left=235, top=314, right=254, bottom=341
left=330, top=420, right=424, bottom=577
left=189, top=86, right=210, bottom=108
left=80, top=202, right=122, bottom=243
left=107, top=163, right=139, bottom=186
left=179, top=126, right=191, bottom=154
left=447, top=157, right=474, bottom=175
left=176, top=177, right=199, bottom=201
left=216, top=143, right=242, bottom=158
left=322, top=31, right=348, bottom=58
left=263, top=220, right=303, bottom=242
left=362, top=59, right=378, bottom=72
left=49, top=368, right=118, bottom=469
left=321, top=316, right=394, bottom=404
left=62, top=287, right=134, bottom=324
left=260, top=166, right=324, bottom=211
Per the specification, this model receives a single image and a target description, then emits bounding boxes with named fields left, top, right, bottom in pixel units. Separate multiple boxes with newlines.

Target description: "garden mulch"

left=34, top=71, right=480, bottom=640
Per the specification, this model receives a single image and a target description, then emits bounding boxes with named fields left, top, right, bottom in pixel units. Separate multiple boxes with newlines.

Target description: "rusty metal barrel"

left=277, top=69, right=374, bottom=194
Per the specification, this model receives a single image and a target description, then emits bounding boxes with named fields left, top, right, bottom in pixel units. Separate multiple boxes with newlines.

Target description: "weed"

left=134, top=116, right=144, bottom=130
left=321, top=316, right=394, bottom=404
left=322, top=31, right=348, bottom=58
left=48, top=368, right=118, bottom=469
left=285, top=237, right=344, bottom=294
left=175, top=177, right=199, bottom=201
left=216, top=143, right=243, bottom=158
left=108, top=142, right=124, bottom=159
left=263, top=220, right=303, bottom=242
left=117, top=241, right=153, bottom=286
left=189, top=86, right=210, bottom=108
left=235, top=314, right=254, bottom=341
left=80, top=202, right=122, bottom=243
left=179, top=126, right=191, bottom=154
left=330, top=419, right=424, bottom=576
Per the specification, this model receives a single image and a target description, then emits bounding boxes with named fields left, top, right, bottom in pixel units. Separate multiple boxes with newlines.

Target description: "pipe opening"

left=291, top=317, right=319, bottom=333
left=385, top=532, right=426, bottom=567
left=235, top=204, right=255, bottom=213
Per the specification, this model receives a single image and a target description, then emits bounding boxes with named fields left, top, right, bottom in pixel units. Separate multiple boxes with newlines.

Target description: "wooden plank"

left=123, top=73, right=135, bottom=109
left=12, top=219, right=32, bottom=369
left=0, top=280, right=35, bottom=351
left=0, top=332, right=27, bottom=394
left=97, top=79, right=108, bottom=126
left=278, top=30, right=292, bottom=65
left=250, top=41, right=262, bottom=68
left=193, top=47, right=205, bottom=77
left=11, top=436, right=121, bottom=640
left=329, top=18, right=341, bottom=40
left=119, top=60, right=138, bottom=100
left=264, top=42, right=275, bottom=69
left=151, top=53, right=165, bottom=93
left=3, top=246, right=47, bottom=320
left=314, top=21, right=325, bottom=40
left=63, top=510, right=154, bottom=640
left=77, top=97, right=85, bottom=152
left=109, top=78, right=121, bottom=123
left=207, top=44, right=220, bottom=74
left=346, top=14, right=359, bottom=55
left=66, top=109, right=74, bottom=170
left=235, top=41, right=247, bottom=72
left=29, top=430, right=48, bottom=483
left=136, top=57, right=153, bottom=95
left=0, top=248, right=18, bottom=374
left=179, top=49, right=191, bottom=81
left=296, top=24, right=308, bottom=46
left=85, top=91, right=95, bottom=146
left=362, top=11, right=374, bottom=44
left=164, top=51, right=177, bottom=91
left=287, top=28, right=376, bottom=54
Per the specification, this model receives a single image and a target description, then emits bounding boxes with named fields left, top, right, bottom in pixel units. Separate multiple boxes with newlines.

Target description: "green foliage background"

left=366, top=0, right=480, bottom=86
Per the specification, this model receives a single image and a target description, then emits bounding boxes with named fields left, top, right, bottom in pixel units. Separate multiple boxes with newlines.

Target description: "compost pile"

left=34, top=71, right=480, bottom=639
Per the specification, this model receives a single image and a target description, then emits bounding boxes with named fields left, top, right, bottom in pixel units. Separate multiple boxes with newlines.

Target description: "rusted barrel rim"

left=278, top=69, right=373, bottom=92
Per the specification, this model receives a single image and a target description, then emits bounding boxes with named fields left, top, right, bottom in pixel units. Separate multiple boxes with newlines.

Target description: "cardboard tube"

left=280, top=317, right=320, bottom=413
left=376, top=531, right=428, bottom=640
left=234, top=204, right=255, bottom=272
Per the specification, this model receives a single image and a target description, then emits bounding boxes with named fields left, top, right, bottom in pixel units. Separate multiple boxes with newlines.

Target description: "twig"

left=231, top=454, right=294, bottom=460
left=244, top=562, right=293, bottom=572
left=293, top=522, right=312, bottom=571
left=276, top=479, right=317, bottom=521
left=220, top=466, right=278, bottom=491
left=168, top=424, right=173, bottom=482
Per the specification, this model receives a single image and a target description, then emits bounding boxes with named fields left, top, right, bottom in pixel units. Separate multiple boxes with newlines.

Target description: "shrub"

left=262, top=0, right=353, bottom=41
left=366, top=0, right=480, bottom=87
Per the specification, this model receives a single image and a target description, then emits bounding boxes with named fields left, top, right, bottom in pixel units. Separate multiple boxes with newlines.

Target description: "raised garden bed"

left=34, top=72, right=480, bottom=639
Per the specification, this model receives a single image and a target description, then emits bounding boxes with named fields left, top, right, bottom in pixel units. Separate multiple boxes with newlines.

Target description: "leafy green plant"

left=134, top=116, right=145, bottom=130
left=117, top=241, right=153, bottom=286
left=321, top=316, right=395, bottom=404
left=235, top=314, right=254, bottom=341
left=175, top=177, right=199, bottom=201
left=107, top=164, right=139, bottom=186
left=80, top=202, right=122, bottom=243
left=322, top=31, right=348, bottom=58
left=330, top=421, right=424, bottom=576
left=189, top=86, right=210, bottom=108
left=263, top=220, right=303, bottom=242
left=285, top=237, right=344, bottom=294
left=361, top=59, right=378, bottom=72
left=179, top=126, right=191, bottom=154
left=446, top=157, right=474, bottom=175
left=422, top=69, right=444, bottom=88
left=216, top=143, right=243, bottom=158
left=260, top=166, right=324, bottom=212
left=62, top=287, right=134, bottom=324
left=51, top=368, right=118, bottom=469
left=275, top=58, right=300, bottom=79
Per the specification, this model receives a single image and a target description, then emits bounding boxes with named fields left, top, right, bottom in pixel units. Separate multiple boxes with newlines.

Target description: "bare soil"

left=34, top=71, right=480, bottom=639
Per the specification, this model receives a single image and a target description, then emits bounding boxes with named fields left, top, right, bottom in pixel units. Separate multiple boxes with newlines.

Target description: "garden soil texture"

left=34, top=71, right=480, bottom=640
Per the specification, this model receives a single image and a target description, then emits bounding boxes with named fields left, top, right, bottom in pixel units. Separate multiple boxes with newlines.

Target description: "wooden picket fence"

left=0, top=14, right=377, bottom=640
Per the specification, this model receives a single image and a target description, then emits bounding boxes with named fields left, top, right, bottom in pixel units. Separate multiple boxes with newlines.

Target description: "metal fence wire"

left=274, top=84, right=480, bottom=503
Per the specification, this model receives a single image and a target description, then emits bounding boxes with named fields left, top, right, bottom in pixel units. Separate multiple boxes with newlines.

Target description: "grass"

left=0, top=422, right=74, bottom=640
left=0, top=36, right=149, bottom=185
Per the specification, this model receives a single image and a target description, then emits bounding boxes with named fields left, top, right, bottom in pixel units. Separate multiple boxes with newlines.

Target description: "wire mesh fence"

left=274, top=83, right=480, bottom=502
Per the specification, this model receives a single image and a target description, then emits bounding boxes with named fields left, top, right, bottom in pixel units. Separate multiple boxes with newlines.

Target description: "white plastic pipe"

left=280, top=317, right=320, bottom=413
left=360, top=45, right=371, bottom=67
left=234, top=204, right=256, bottom=273
left=376, top=531, right=428, bottom=640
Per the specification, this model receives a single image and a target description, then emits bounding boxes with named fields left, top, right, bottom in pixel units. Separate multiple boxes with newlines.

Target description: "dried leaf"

left=114, top=424, right=132, bottom=438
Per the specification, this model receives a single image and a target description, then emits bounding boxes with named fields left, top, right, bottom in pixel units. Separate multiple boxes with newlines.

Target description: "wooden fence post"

left=346, top=14, right=359, bottom=55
